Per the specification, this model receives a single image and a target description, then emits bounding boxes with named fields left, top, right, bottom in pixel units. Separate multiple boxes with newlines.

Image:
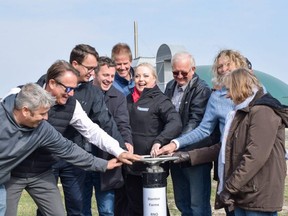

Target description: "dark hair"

left=46, top=60, right=79, bottom=82
left=69, top=44, right=99, bottom=64
left=95, top=56, right=116, bottom=74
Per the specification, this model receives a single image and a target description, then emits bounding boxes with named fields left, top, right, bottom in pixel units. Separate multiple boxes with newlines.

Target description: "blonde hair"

left=135, top=62, right=158, bottom=81
left=212, top=49, right=248, bottom=86
left=224, top=68, right=261, bottom=104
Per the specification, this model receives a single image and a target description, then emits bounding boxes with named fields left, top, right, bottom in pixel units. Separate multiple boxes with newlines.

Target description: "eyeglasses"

left=79, top=63, right=97, bottom=72
left=55, top=80, right=77, bottom=93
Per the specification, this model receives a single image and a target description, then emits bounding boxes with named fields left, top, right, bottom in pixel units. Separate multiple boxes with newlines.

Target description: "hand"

left=125, top=142, right=134, bottom=153
left=219, top=190, right=234, bottom=206
left=172, top=151, right=190, bottom=163
left=150, top=143, right=161, bottom=157
left=106, top=158, right=123, bottom=170
left=118, top=152, right=142, bottom=165
left=156, top=142, right=177, bottom=156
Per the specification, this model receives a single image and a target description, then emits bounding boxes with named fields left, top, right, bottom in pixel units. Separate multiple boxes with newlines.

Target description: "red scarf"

left=132, top=87, right=141, bottom=103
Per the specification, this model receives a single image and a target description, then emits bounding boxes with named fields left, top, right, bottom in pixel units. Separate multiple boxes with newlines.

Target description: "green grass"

left=17, top=132, right=288, bottom=215
left=17, top=173, right=288, bottom=216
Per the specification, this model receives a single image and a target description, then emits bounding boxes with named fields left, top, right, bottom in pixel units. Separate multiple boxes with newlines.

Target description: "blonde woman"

left=219, top=68, right=287, bottom=216
left=125, top=63, right=182, bottom=216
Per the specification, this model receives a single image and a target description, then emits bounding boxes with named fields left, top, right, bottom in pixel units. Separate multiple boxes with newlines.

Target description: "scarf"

left=132, top=87, right=141, bottom=103
left=217, top=88, right=258, bottom=194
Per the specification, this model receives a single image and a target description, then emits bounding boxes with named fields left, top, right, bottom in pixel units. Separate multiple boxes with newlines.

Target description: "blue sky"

left=0, top=0, right=287, bottom=97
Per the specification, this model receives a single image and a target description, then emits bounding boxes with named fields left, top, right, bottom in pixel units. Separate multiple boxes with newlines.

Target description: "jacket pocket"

left=239, top=178, right=257, bottom=193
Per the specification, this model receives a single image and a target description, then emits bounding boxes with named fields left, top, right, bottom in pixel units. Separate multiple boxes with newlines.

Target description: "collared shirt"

left=173, top=87, right=235, bottom=149
left=171, top=84, right=187, bottom=112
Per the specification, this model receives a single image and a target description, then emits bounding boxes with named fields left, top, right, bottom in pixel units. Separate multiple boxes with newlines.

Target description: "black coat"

left=104, top=86, right=132, bottom=144
left=165, top=74, right=220, bottom=152
left=67, top=81, right=125, bottom=149
left=127, top=85, right=182, bottom=174
left=93, top=85, right=132, bottom=191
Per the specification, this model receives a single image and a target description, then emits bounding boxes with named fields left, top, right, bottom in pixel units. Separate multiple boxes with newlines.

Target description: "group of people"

left=0, top=42, right=287, bottom=216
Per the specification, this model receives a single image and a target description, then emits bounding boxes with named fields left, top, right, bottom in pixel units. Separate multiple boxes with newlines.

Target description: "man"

left=5, top=60, right=140, bottom=216
left=158, top=50, right=251, bottom=216
left=41, top=44, right=131, bottom=216
left=111, top=43, right=136, bottom=215
left=46, top=43, right=134, bottom=215
left=159, top=51, right=218, bottom=216
left=111, top=43, right=135, bottom=96
left=82, top=56, right=133, bottom=216
left=0, top=83, right=122, bottom=216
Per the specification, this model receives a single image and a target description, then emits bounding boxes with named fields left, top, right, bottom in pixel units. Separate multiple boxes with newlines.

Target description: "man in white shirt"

left=4, top=60, right=140, bottom=216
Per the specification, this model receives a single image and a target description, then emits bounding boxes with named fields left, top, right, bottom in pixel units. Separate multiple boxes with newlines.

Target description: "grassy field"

left=16, top=173, right=288, bottom=216
left=16, top=131, right=288, bottom=216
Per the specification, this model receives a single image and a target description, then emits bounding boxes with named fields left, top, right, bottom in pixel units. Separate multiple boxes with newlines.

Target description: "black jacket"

left=104, top=86, right=132, bottom=144
left=94, top=85, right=132, bottom=191
left=37, top=76, right=125, bottom=149
left=127, top=85, right=182, bottom=174
left=68, top=81, right=125, bottom=149
left=165, top=74, right=220, bottom=153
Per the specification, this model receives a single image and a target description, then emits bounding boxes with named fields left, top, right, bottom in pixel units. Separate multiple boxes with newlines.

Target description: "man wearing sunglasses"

left=162, top=51, right=219, bottom=216
left=4, top=60, right=140, bottom=216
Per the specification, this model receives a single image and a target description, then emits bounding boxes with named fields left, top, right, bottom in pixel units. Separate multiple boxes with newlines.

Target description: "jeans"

left=53, top=160, right=86, bottom=216
left=234, top=207, right=277, bottom=216
left=171, top=162, right=212, bottom=216
left=82, top=171, right=114, bottom=216
left=0, top=185, right=6, bottom=216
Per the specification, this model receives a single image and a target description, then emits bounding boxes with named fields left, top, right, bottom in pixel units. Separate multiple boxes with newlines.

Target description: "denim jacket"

left=175, top=87, right=234, bottom=149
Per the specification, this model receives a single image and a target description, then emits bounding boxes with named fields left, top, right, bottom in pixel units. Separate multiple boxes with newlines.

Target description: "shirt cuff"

left=114, top=148, right=126, bottom=158
left=171, top=139, right=180, bottom=150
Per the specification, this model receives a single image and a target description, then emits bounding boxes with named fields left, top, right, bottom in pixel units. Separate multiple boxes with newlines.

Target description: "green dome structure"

left=196, top=65, right=288, bottom=105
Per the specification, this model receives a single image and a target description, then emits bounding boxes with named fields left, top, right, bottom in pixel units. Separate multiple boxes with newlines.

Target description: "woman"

left=219, top=68, right=288, bottom=216
left=125, top=62, right=182, bottom=216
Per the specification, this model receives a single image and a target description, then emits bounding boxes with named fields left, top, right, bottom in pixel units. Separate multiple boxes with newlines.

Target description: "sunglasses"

left=55, top=80, right=77, bottom=93
left=172, top=70, right=189, bottom=77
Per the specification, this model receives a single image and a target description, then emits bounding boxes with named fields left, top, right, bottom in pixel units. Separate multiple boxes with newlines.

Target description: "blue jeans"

left=82, top=171, right=114, bottom=216
left=0, top=185, right=6, bottom=216
left=171, top=162, right=212, bottom=216
left=235, top=207, right=277, bottom=216
left=52, top=160, right=86, bottom=216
